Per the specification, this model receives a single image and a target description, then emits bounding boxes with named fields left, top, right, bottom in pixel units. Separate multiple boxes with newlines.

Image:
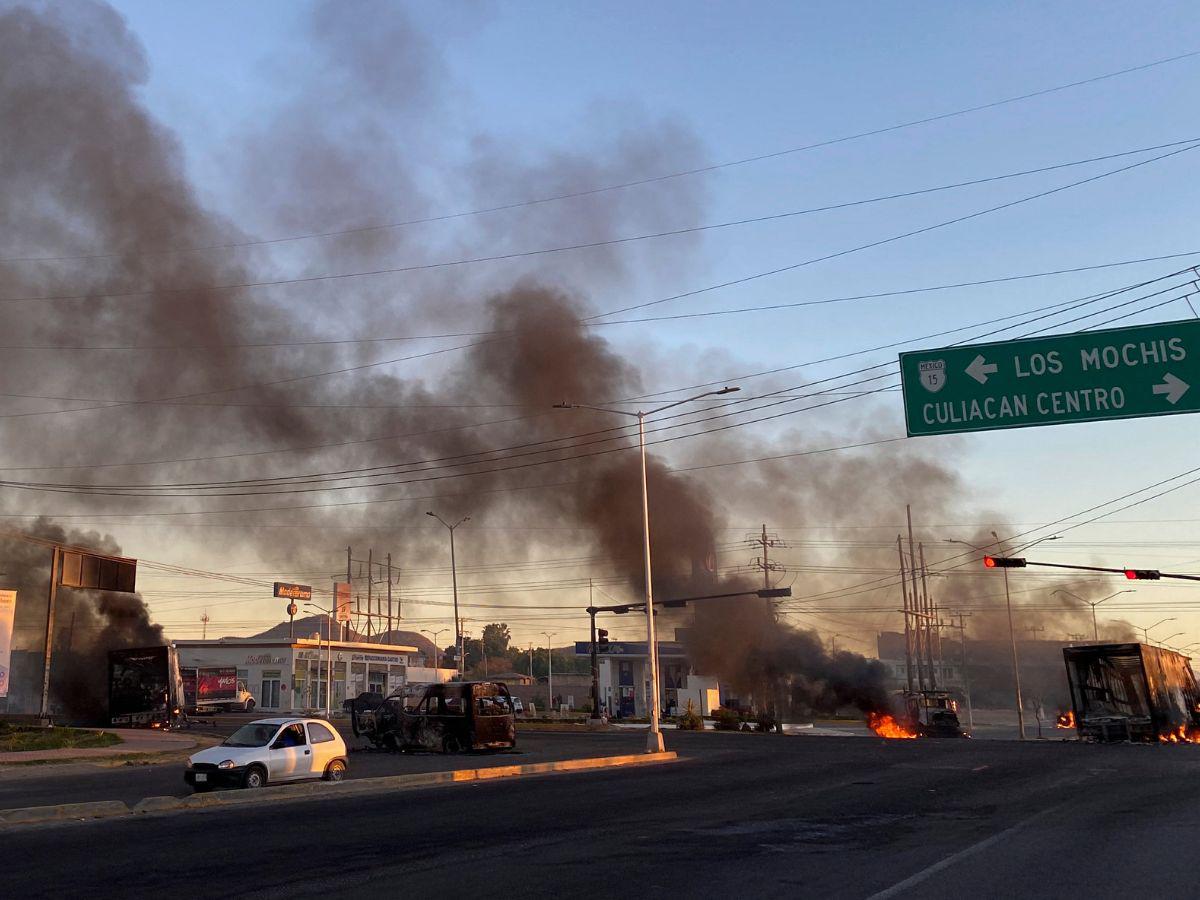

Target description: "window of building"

left=260, top=670, right=281, bottom=708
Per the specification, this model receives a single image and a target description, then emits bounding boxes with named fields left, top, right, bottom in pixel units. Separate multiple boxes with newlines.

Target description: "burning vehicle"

left=351, top=681, right=516, bottom=753
left=1062, top=643, right=1200, bottom=742
left=867, top=690, right=965, bottom=739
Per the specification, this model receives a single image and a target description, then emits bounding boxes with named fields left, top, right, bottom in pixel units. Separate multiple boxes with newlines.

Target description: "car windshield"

left=222, top=723, right=278, bottom=747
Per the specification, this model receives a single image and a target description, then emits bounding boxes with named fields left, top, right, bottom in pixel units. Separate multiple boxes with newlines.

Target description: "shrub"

left=712, top=706, right=741, bottom=731
left=676, top=699, right=704, bottom=731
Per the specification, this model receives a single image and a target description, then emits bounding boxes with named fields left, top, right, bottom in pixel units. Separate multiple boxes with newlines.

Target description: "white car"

left=185, top=717, right=348, bottom=792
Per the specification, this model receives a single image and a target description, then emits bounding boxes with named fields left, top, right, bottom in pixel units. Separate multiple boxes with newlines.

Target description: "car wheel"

left=442, top=735, right=463, bottom=754
left=243, top=765, right=267, bottom=789
left=245, top=699, right=256, bottom=712
left=324, top=759, right=347, bottom=782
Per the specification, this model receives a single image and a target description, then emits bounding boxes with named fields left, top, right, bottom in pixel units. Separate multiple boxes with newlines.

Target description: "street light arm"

left=1053, top=588, right=1085, bottom=604
left=644, top=386, right=740, bottom=417
left=554, top=387, right=740, bottom=420
left=553, top=401, right=639, bottom=419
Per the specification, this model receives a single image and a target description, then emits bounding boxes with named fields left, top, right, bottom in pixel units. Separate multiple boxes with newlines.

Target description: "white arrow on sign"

left=965, top=354, right=999, bottom=385
left=1152, top=373, right=1190, bottom=405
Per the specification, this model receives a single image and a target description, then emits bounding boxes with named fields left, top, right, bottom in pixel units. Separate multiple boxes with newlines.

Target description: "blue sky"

left=89, top=1, right=1200, bottom=646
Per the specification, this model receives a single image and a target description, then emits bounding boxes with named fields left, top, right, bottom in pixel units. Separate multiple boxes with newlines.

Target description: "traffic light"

left=983, top=556, right=1026, bottom=568
left=597, top=628, right=610, bottom=652
left=1125, top=568, right=1162, bottom=580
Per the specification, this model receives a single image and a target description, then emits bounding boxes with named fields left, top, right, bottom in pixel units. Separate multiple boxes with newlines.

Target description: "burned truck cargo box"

left=1062, top=643, right=1200, bottom=742
left=353, top=681, right=516, bottom=753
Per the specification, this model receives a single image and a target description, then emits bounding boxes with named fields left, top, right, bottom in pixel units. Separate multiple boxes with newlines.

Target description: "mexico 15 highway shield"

left=899, top=318, right=1200, bottom=436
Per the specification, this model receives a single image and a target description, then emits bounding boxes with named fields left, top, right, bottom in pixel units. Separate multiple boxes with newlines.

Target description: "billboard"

left=0, top=590, right=15, bottom=698
left=60, top=550, right=137, bottom=593
left=273, top=582, right=312, bottom=601
left=335, top=582, right=352, bottom=623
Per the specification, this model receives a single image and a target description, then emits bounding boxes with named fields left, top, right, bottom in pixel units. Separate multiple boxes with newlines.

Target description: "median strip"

left=0, top=751, right=679, bottom=827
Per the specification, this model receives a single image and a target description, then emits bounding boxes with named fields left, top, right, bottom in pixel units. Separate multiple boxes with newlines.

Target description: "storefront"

left=574, top=638, right=695, bottom=718
left=175, top=638, right=420, bottom=712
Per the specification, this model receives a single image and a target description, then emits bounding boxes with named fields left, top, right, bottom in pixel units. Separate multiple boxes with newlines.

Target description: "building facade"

left=175, top=637, right=428, bottom=712
left=574, top=637, right=721, bottom=717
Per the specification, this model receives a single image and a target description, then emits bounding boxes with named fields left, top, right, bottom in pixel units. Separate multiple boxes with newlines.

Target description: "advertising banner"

left=0, top=590, right=15, bottom=698
left=197, top=666, right=238, bottom=701
left=335, top=582, right=352, bottom=623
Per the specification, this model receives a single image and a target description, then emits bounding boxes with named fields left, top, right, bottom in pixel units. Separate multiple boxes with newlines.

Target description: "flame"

left=1056, top=710, right=1075, bottom=729
left=867, top=711, right=919, bottom=739
left=1158, top=725, right=1200, bottom=743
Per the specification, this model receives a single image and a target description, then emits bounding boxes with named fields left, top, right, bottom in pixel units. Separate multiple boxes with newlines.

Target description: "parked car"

left=353, top=681, right=516, bottom=753
left=184, top=717, right=348, bottom=791
left=509, top=696, right=524, bottom=715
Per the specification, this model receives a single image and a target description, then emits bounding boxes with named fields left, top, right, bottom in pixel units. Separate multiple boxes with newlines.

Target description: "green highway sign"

left=899, top=318, right=1200, bottom=436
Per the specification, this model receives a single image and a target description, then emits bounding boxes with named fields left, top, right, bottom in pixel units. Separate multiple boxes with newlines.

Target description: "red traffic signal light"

left=1124, top=569, right=1161, bottom=580
left=983, top=556, right=1026, bottom=568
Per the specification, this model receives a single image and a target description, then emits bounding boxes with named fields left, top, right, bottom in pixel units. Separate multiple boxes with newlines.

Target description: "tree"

left=482, top=622, right=511, bottom=658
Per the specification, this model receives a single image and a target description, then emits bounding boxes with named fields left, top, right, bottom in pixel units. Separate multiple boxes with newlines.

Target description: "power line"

left=9, top=267, right=1186, bottom=495
left=2, top=138, right=1194, bottom=318
left=5, top=48, right=1197, bottom=265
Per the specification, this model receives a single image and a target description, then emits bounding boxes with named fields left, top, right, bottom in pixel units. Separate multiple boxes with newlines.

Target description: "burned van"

left=354, top=681, right=516, bottom=753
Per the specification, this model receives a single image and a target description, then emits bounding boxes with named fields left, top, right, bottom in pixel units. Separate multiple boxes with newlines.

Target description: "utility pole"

left=918, top=543, right=937, bottom=689
left=1024, top=625, right=1046, bottom=641
left=366, top=548, right=374, bottom=641
left=906, top=506, right=926, bottom=692
left=201, top=612, right=209, bottom=640
left=898, top=537, right=915, bottom=692
left=345, top=547, right=352, bottom=643
left=386, top=553, right=393, bottom=644
left=945, top=612, right=974, bottom=729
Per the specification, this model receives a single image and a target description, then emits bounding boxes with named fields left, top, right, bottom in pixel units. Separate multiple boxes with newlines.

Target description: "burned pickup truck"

left=350, top=681, right=516, bottom=753
left=1062, top=642, right=1200, bottom=742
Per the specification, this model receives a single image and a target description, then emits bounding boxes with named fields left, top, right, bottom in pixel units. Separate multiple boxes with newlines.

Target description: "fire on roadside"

left=1158, top=725, right=1200, bottom=743
left=1056, top=710, right=1075, bottom=729
left=866, top=711, right=919, bottom=739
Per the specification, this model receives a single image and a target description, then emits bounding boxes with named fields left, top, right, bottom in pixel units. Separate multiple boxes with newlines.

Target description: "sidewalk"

left=0, top=729, right=199, bottom=765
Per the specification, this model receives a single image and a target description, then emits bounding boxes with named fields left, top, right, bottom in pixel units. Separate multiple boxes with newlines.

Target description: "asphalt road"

left=0, top=729, right=647, bottom=811
left=2, top=732, right=1198, bottom=898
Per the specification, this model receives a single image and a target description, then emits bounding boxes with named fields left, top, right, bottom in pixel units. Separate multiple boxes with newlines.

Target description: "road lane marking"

left=865, top=802, right=1065, bottom=900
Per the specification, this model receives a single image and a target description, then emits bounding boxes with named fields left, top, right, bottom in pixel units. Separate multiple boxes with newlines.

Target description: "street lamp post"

left=421, top=628, right=448, bottom=669
left=1053, top=589, right=1135, bottom=641
left=426, top=511, right=470, bottom=677
left=1157, top=631, right=1185, bottom=648
left=556, top=386, right=740, bottom=752
left=542, top=631, right=557, bottom=715
left=303, top=601, right=335, bottom=720
left=1137, top=617, right=1177, bottom=644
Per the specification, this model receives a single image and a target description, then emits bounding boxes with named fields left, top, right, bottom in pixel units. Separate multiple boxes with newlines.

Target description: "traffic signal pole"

left=1001, top=564, right=1026, bottom=740
left=588, top=605, right=602, bottom=722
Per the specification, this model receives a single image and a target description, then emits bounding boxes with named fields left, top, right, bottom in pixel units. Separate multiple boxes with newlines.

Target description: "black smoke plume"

left=0, top=2, right=1128, bottom=723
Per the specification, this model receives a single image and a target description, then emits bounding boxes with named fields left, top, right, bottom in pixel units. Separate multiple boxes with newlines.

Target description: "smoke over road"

left=0, top=2, right=1130, bottom=719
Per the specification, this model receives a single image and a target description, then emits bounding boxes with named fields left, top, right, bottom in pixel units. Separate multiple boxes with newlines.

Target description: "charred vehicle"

left=352, top=681, right=517, bottom=753
left=1063, top=642, right=1200, bottom=742
left=109, top=645, right=186, bottom=729
left=900, top=690, right=966, bottom=738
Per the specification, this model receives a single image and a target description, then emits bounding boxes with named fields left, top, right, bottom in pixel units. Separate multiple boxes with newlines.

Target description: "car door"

left=305, top=721, right=339, bottom=775
left=267, top=722, right=310, bottom=781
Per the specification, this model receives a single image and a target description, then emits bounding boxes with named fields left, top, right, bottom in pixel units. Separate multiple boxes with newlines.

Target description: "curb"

left=0, top=751, right=678, bottom=828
